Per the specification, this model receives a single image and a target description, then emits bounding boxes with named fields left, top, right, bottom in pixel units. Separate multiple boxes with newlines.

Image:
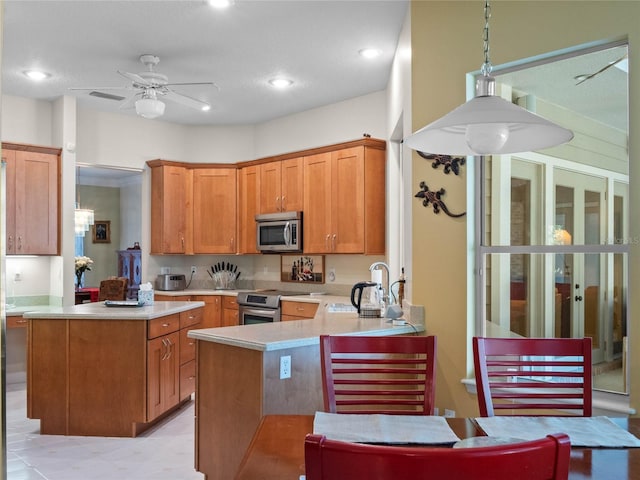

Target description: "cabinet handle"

left=188, top=341, right=195, bottom=346
left=276, top=196, right=280, bottom=211
left=165, top=338, right=173, bottom=360
left=16, top=319, right=27, bottom=324
left=17, top=236, right=22, bottom=251
left=332, top=234, right=336, bottom=251
left=8, top=235, right=12, bottom=251
left=296, top=307, right=305, bottom=311
left=230, top=237, right=235, bottom=250
left=162, top=323, right=170, bottom=328
left=325, top=234, right=330, bottom=250
left=188, top=375, right=196, bottom=380
left=161, top=338, right=169, bottom=360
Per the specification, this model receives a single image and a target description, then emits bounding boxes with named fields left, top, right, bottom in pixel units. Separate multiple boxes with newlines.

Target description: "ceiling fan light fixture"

left=135, top=97, right=165, bottom=119
left=404, top=0, right=573, bottom=156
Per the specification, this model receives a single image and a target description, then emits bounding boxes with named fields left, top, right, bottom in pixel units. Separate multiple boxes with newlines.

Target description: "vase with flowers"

left=75, top=256, right=94, bottom=290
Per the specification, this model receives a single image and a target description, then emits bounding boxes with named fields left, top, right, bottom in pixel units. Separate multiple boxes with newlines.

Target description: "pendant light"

left=404, top=0, right=573, bottom=156
left=75, top=166, right=95, bottom=237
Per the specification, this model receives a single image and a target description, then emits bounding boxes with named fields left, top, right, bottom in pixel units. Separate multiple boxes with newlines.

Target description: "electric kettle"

left=350, top=281, right=381, bottom=317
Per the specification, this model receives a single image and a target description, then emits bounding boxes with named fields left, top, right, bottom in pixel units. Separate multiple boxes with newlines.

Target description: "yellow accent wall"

left=410, top=1, right=640, bottom=417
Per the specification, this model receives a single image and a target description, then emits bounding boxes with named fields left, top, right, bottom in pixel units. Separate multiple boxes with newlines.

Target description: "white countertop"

left=188, top=301, right=425, bottom=352
left=22, top=301, right=205, bottom=320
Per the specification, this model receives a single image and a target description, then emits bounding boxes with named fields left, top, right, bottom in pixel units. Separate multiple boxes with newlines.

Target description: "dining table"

left=234, top=414, right=640, bottom=480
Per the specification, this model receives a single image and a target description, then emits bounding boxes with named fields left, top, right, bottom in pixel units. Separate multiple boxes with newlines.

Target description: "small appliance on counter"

left=350, top=281, right=382, bottom=318
left=155, top=274, right=187, bottom=291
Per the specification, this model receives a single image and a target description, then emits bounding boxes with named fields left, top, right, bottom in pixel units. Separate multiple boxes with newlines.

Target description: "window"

left=477, top=43, right=630, bottom=395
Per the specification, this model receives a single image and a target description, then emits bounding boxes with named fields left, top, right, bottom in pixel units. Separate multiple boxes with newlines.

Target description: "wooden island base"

left=27, top=302, right=204, bottom=437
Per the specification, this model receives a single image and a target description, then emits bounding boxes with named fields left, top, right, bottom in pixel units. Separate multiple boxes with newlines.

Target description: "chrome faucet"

left=369, top=261, right=391, bottom=306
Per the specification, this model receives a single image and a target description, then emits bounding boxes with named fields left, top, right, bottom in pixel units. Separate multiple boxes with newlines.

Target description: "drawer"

left=154, top=294, right=191, bottom=302
left=180, top=307, right=203, bottom=329
left=148, top=314, right=180, bottom=339
left=223, top=296, right=238, bottom=310
left=180, top=359, right=196, bottom=400
left=7, top=316, right=28, bottom=328
left=179, top=324, right=200, bottom=365
left=281, top=301, right=318, bottom=319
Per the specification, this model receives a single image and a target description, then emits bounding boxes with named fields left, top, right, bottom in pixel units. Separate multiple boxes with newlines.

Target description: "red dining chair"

left=304, top=432, right=571, bottom=480
left=473, top=337, right=592, bottom=417
left=319, top=335, right=437, bottom=415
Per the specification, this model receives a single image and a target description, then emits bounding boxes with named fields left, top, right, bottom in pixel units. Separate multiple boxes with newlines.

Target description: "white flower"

left=75, top=256, right=94, bottom=273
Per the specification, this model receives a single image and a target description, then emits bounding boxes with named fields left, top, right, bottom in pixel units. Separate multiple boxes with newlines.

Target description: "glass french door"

left=554, top=169, right=607, bottom=363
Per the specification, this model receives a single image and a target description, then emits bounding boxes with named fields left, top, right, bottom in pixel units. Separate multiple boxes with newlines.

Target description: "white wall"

left=2, top=95, right=53, bottom=146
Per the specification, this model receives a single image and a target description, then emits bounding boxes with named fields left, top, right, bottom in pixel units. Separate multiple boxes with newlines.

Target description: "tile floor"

left=5, top=383, right=204, bottom=480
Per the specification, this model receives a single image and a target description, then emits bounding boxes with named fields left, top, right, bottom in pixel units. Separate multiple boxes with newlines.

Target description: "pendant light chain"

left=481, top=0, right=492, bottom=76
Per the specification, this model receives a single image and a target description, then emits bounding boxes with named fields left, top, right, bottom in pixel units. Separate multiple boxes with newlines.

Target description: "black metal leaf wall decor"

left=415, top=181, right=466, bottom=218
left=417, top=151, right=466, bottom=175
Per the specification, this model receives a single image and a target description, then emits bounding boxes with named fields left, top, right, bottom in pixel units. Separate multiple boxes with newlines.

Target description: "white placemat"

left=474, top=416, right=640, bottom=448
left=313, top=412, right=461, bottom=444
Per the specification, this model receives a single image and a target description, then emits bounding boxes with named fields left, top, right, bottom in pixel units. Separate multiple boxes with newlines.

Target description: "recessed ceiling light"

left=269, top=78, right=293, bottom=89
left=24, top=70, right=51, bottom=81
left=359, top=48, right=381, bottom=59
left=201, top=105, right=211, bottom=112
left=208, top=0, right=232, bottom=9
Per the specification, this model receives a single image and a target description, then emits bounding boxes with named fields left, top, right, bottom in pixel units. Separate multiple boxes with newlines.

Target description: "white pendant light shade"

left=135, top=97, right=165, bottom=119
left=405, top=91, right=574, bottom=156
left=405, top=0, right=573, bottom=156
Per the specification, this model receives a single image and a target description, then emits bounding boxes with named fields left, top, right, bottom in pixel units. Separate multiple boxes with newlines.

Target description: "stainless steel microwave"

left=255, top=211, right=302, bottom=252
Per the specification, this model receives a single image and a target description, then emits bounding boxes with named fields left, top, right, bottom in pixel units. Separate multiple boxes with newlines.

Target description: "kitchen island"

left=188, top=305, right=424, bottom=480
left=25, top=301, right=205, bottom=437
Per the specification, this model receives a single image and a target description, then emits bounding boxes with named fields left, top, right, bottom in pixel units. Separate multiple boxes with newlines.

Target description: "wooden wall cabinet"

left=303, top=145, right=385, bottom=254
left=3, top=143, right=60, bottom=255
left=259, top=157, right=303, bottom=214
left=238, top=165, right=260, bottom=254
left=150, top=164, right=190, bottom=254
left=149, top=161, right=237, bottom=254
left=192, top=167, right=237, bottom=253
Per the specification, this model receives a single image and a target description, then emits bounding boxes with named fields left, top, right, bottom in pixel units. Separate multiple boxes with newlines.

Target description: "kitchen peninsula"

left=188, top=302, right=424, bottom=480
left=25, top=301, right=204, bottom=437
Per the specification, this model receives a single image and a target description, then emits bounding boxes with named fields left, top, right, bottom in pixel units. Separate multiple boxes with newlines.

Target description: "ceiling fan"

left=70, top=54, right=217, bottom=119
left=574, top=54, right=628, bottom=86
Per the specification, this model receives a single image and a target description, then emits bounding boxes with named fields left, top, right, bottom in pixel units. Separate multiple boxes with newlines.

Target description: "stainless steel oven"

left=236, top=290, right=307, bottom=325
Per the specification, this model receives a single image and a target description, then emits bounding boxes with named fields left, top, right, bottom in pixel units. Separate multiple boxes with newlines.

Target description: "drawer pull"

left=296, top=307, right=305, bottom=311
left=162, top=323, right=170, bottom=327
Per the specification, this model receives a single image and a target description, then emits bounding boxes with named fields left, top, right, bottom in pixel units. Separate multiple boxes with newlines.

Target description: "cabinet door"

left=303, top=152, right=333, bottom=253
left=3, top=150, right=16, bottom=254
left=222, top=308, right=239, bottom=326
left=193, top=168, right=237, bottom=253
left=193, top=295, right=222, bottom=328
left=151, top=165, right=188, bottom=254
left=281, top=157, right=304, bottom=212
left=238, top=166, right=260, bottom=254
left=147, top=331, right=180, bottom=421
left=259, top=161, right=281, bottom=213
left=13, top=150, right=59, bottom=255
left=331, top=147, right=365, bottom=253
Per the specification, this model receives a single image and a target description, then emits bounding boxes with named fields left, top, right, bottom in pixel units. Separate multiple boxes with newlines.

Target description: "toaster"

left=155, top=274, right=187, bottom=291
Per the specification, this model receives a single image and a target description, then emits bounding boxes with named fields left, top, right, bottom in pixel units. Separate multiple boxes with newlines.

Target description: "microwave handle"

left=283, top=222, right=291, bottom=246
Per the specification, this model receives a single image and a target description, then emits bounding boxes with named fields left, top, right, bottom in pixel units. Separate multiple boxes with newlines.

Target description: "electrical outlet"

left=444, top=409, right=456, bottom=418
left=280, top=355, right=291, bottom=379
left=328, top=268, right=336, bottom=282
left=191, top=265, right=197, bottom=274
left=160, top=267, right=170, bottom=274
left=14, top=272, right=22, bottom=282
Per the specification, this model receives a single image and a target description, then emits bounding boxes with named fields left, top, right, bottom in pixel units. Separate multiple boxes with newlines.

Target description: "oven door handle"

left=243, top=308, right=277, bottom=317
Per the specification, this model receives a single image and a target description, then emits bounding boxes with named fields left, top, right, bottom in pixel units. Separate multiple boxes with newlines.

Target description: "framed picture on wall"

left=281, top=255, right=324, bottom=283
left=93, top=220, right=111, bottom=244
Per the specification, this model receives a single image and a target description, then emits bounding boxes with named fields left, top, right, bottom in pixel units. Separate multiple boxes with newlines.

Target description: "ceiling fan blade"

left=117, top=70, right=151, bottom=86
left=162, top=90, right=211, bottom=111
left=165, top=81, right=220, bottom=91
left=575, top=55, right=628, bottom=85
left=69, top=86, right=130, bottom=91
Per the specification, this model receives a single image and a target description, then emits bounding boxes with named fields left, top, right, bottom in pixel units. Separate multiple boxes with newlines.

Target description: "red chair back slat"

left=320, top=335, right=437, bottom=415
left=473, top=337, right=592, bottom=417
